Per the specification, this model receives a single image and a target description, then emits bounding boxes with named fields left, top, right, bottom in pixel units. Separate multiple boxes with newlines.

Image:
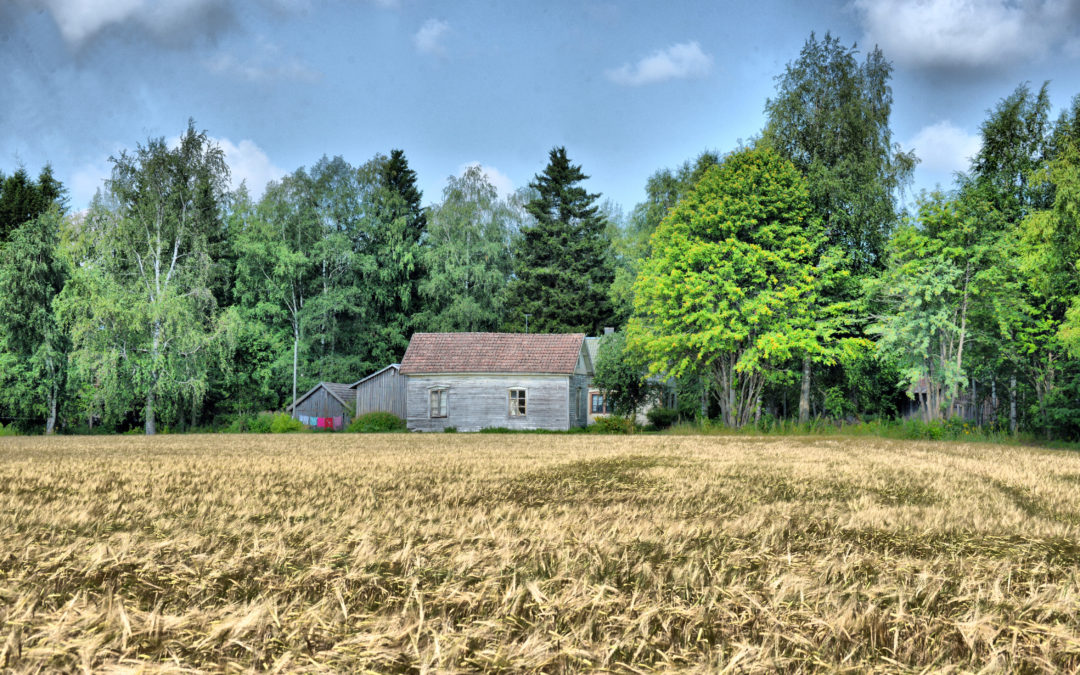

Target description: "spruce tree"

left=505, top=147, right=614, bottom=334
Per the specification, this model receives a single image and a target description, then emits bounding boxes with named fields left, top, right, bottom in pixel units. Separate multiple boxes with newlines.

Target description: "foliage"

left=504, top=147, right=615, bottom=333
left=0, top=164, right=65, bottom=243
left=0, top=208, right=69, bottom=433
left=762, top=31, right=915, bottom=274
left=630, top=147, right=860, bottom=427
left=58, top=121, right=229, bottom=434
left=0, top=422, right=17, bottom=437
left=418, top=165, right=513, bottom=331
left=867, top=192, right=988, bottom=420
left=588, top=415, right=636, bottom=434
left=610, top=151, right=720, bottom=323
left=346, top=411, right=406, bottom=433
left=645, top=407, right=679, bottom=430
left=592, top=331, right=655, bottom=418
left=269, top=413, right=303, bottom=433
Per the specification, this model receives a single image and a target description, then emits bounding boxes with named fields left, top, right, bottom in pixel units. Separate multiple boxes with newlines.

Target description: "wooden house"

left=349, top=364, right=407, bottom=419
left=287, top=382, right=354, bottom=430
left=399, top=333, right=593, bottom=432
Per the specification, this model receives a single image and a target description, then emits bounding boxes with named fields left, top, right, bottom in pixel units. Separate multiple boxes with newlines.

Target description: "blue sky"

left=3, top=0, right=1080, bottom=215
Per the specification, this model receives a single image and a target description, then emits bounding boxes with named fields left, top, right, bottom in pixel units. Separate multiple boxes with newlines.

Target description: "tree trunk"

left=1009, top=374, right=1017, bottom=436
left=145, top=389, right=156, bottom=435
left=700, top=378, right=707, bottom=420
left=45, top=383, right=57, bottom=435
left=292, top=330, right=299, bottom=418
left=798, top=357, right=811, bottom=425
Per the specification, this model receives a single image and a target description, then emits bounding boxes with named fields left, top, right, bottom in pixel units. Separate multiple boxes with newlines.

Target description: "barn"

left=286, top=382, right=355, bottom=430
left=349, top=364, right=407, bottom=419
left=399, top=332, right=593, bottom=432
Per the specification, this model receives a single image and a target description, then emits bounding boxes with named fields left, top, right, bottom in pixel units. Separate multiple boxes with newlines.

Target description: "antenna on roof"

left=524, top=313, right=531, bottom=334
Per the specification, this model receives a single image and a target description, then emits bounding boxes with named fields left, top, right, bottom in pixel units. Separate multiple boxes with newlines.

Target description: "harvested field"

left=1, top=434, right=1080, bottom=672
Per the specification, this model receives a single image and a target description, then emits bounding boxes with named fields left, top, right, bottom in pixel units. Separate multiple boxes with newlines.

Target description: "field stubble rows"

left=1, top=434, right=1079, bottom=672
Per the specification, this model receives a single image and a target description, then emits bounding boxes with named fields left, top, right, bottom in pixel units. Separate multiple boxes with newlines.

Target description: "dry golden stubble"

left=0, top=433, right=1078, bottom=672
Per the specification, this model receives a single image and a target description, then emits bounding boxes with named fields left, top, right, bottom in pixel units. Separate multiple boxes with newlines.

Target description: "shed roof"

left=399, top=333, right=586, bottom=375
left=286, top=381, right=354, bottom=412
left=348, top=364, right=400, bottom=389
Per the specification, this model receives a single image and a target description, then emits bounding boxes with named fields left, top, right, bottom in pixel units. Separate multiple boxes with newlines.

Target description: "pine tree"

left=504, top=147, right=614, bottom=334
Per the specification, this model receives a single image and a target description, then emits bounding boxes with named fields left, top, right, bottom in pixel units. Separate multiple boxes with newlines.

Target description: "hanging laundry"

left=333, top=416, right=343, bottom=430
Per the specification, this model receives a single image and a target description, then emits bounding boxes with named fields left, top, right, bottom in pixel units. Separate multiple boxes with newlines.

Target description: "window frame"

left=508, top=388, right=527, bottom=417
left=429, top=387, right=448, bottom=418
left=591, top=392, right=606, bottom=414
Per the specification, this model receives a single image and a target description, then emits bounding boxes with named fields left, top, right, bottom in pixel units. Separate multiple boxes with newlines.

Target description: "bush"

left=646, top=407, right=680, bottom=430
left=590, top=416, right=637, bottom=434
left=221, top=415, right=252, bottom=433
left=248, top=413, right=276, bottom=434
left=270, top=413, right=304, bottom=433
left=346, top=411, right=406, bottom=433
left=443, top=426, right=458, bottom=433
left=0, top=422, right=17, bottom=437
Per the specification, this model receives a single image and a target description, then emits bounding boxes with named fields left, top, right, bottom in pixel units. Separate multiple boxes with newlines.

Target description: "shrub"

left=443, top=426, right=458, bottom=433
left=247, top=413, right=275, bottom=434
left=646, top=407, right=679, bottom=430
left=0, top=422, right=17, bottom=437
left=270, top=413, right=304, bottom=434
left=346, top=412, right=406, bottom=433
left=590, top=416, right=636, bottom=434
left=221, top=415, right=252, bottom=433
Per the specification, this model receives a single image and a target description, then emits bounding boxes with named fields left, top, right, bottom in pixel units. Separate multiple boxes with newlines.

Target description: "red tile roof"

left=399, top=333, right=586, bottom=375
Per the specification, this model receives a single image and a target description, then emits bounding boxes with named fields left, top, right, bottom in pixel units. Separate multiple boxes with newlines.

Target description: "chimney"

left=603, top=327, right=615, bottom=336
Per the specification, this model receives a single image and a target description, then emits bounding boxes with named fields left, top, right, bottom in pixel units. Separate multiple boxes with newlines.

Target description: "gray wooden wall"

left=405, top=374, right=577, bottom=432
left=355, top=367, right=407, bottom=418
left=293, top=387, right=352, bottom=425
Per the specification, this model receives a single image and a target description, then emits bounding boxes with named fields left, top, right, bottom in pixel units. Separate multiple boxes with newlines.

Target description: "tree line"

left=2, top=32, right=1079, bottom=438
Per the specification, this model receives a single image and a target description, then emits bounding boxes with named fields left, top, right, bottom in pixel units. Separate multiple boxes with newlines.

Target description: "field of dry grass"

left=1, top=433, right=1079, bottom=672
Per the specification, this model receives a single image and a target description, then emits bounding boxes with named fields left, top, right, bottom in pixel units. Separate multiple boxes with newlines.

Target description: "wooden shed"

left=399, top=333, right=593, bottom=432
left=286, top=382, right=354, bottom=430
left=349, top=364, right=406, bottom=419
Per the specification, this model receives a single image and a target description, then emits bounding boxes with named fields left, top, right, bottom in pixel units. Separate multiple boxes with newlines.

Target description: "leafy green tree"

left=60, top=121, right=229, bottom=434
left=0, top=165, right=65, bottom=243
left=611, top=151, right=719, bottom=324
left=629, top=148, right=857, bottom=427
left=592, top=331, right=655, bottom=419
left=0, top=208, right=69, bottom=432
left=504, top=147, right=615, bottom=333
left=762, top=31, right=915, bottom=422
left=231, top=182, right=315, bottom=413
left=419, top=166, right=513, bottom=331
left=867, top=193, right=987, bottom=420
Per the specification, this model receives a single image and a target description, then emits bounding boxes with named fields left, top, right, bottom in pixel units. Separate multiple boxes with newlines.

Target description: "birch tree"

left=64, top=121, right=228, bottom=434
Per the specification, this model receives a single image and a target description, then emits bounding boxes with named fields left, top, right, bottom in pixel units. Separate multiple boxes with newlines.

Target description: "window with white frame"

left=429, top=388, right=448, bottom=418
left=509, top=388, right=526, bottom=416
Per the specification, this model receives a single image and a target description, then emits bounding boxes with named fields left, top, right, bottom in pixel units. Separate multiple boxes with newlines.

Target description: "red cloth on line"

left=317, top=417, right=328, bottom=428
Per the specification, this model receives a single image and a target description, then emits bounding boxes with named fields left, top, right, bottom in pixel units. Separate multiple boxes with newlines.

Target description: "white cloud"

left=460, top=162, right=514, bottom=199
left=212, top=137, right=285, bottom=198
left=854, top=0, right=1080, bottom=69
left=413, top=18, right=449, bottom=56
left=205, top=51, right=322, bottom=83
left=27, top=0, right=228, bottom=46
left=908, top=121, right=982, bottom=175
left=606, top=41, right=712, bottom=86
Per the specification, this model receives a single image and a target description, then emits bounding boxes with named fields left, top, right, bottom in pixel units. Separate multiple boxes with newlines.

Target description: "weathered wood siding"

left=570, top=374, right=589, bottom=428
left=292, top=387, right=352, bottom=425
left=355, top=367, right=406, bottom=418
left=406, top=374, right=575, bottom=432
